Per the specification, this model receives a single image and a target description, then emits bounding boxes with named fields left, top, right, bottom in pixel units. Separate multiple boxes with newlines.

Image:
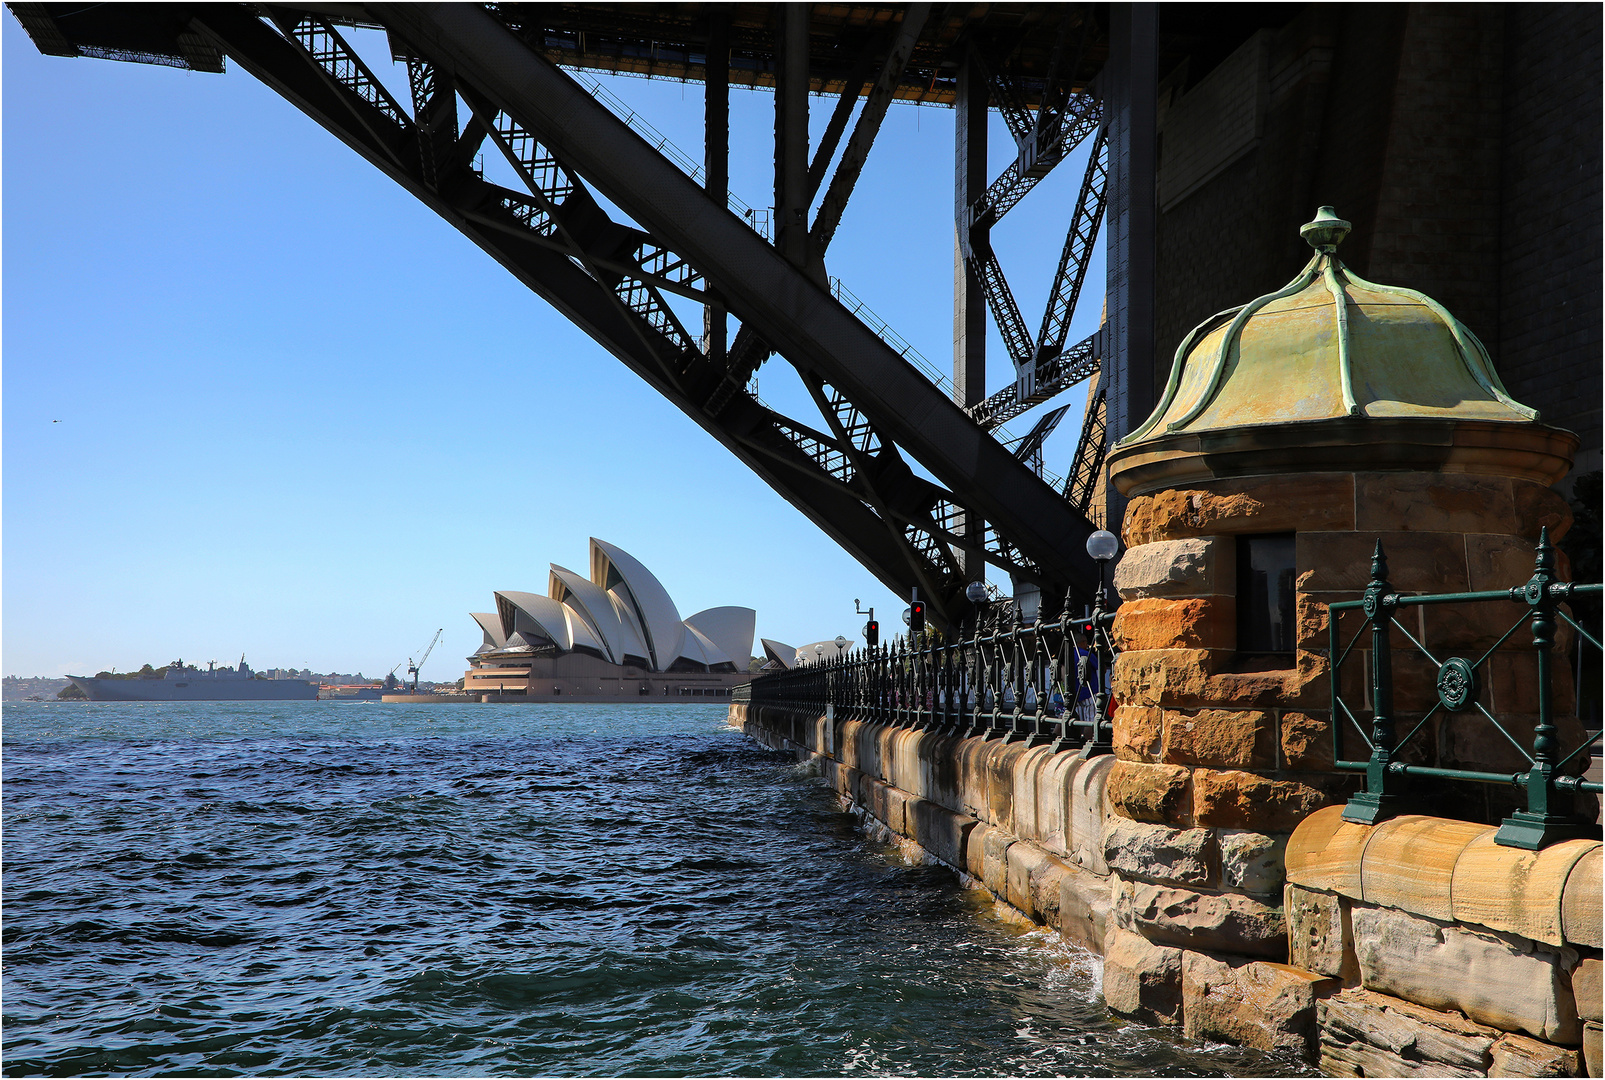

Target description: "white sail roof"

left=590, top=538, right=684, bottom=671
left=761, top=638, right=796, bottom=670
left=549, top=564, right=651, bottom=666
left=471, top=612, right=507, bottom=650
left=684, top=607, right=756, bottom=670
left=495, top=591, right=572, bottom=651
left=676, top=624, right=732, bottom=669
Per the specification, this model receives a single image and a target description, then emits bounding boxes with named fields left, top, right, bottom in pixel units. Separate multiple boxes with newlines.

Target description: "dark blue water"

left=3, top=702, right=1310, bottom=1076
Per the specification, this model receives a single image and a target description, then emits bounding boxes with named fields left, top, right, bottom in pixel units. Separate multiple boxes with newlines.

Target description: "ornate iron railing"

left=741, top=597, right=1117, bottom=755
left=1332, top=528, right=1602, bottom=849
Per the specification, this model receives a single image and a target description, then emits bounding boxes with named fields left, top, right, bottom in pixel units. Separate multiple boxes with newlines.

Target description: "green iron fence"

left=738, top=596, right=1118, bottom=757
left=1330, top=528, right=1602, bottom=849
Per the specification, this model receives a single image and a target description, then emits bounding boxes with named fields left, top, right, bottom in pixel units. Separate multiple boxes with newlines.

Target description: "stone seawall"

left=732, top=702, right=1602, bottom=1076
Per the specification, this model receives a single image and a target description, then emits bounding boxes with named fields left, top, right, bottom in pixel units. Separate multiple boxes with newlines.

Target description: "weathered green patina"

left=1107, top=208, right=1577, bottom=497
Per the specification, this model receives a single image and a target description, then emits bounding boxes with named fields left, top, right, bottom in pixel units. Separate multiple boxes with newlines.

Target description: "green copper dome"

left=1106, top=208, right=1577, bottom=496
left=1119, top=207, right=1538, bottom=446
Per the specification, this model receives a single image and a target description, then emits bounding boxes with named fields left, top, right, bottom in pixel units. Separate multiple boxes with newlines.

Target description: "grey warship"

left=67, top=657, right=318, bottom=702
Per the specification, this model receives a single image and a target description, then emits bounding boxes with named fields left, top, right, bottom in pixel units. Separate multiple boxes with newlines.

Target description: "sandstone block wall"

left=1115, top=471, right=1581, bottom=829
left=1288, top=805, right=1602, bottom=1076
left=733, top=704, right=1602, bottom=1075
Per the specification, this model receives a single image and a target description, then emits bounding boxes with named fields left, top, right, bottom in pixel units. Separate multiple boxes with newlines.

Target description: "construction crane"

left=407, top=629, right=444, bottom=693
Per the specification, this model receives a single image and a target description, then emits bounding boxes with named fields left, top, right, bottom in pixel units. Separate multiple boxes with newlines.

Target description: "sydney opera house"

left=463, top=538, right=755, bottom=702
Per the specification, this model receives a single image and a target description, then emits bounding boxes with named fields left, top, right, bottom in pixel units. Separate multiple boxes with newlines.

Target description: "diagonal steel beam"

left=372, top=3, right=1099, bottom=601
left=806, top=36, right=878, bottom=203
left=366, top=4, right=1100, bottom=606
left=1036, top=128, right=1109, bottom=364
left=809, top=2, right=929, bottom=255
left=21, top=1, right=1105, bottom=621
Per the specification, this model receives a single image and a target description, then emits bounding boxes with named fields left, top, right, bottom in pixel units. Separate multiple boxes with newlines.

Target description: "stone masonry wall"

left=1115, top=469, right=1582, bottom=829
left=1288, top=806, right=1601, bottom=1076
left=731, top=703, right=1602, bottom=1073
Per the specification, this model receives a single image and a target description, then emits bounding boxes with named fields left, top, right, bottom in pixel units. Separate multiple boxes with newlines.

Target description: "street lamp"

left=1082, top=529, right=1119, bottom=758
left=834, top=635, right=848, bottom=654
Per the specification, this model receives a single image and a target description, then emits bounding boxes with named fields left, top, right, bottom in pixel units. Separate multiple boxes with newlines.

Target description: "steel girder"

left=17, top=2, right=1105, bottom=625
left=961, top=53, right=1109, bottom=435
left=17, top=2, right=1112, bottom=623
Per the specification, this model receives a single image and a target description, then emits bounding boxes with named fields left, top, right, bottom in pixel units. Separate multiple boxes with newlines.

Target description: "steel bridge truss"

left=14, top=1, right=1111, bottom=626
left=962, top=43, right=1112, bottom=435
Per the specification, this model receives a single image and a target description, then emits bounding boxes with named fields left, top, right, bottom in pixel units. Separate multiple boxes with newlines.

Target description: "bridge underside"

left=9, top=1, right=1293, bottom=628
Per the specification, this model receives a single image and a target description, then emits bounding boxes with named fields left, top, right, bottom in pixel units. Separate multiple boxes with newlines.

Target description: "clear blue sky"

left=2, top=14, right=1103, bottom=679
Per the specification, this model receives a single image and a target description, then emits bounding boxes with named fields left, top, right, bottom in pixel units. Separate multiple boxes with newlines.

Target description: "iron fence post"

left=1050, top=594, right=1078, bottom=753
left=1495, top=527, right=1592, bottom=848
left=1343, top=541, right=1407, bottom=824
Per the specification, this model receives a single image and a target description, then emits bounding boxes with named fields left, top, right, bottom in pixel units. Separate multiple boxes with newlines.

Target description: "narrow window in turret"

left=1237, top=533, right=1297, bottom=661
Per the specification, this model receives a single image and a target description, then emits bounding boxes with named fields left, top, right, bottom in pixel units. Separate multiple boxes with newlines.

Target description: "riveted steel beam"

left=377, top=3, right=1099, bottom=611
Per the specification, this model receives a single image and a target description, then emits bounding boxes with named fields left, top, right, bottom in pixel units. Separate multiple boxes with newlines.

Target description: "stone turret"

left=1094, top=208, right=1581, bottom=1046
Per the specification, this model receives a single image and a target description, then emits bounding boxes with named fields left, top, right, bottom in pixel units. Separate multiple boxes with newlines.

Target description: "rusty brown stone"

left=1113, top=705, right=1164, bottom=763
left=1440, top=710, right=1590, bottom=778
left=1112, top=875, right=1288, bottom=957
left=1192, top=768, right=1332, bottom=833
left=1512, top=480, right=1574, bottom=543
left=1355, top=472, right=1517, bottom=535
left=1112, top=649, right=1326, bottom=711
left=1417, top=599, right=1538, bottom=656
left=1486, top=652, right=1578, bottom=719
left=1106, top=760, right=1192, bottom=825
left=1102, top=928, right=1183, bottom=1025
left=1297, top=531, right=1470, bottom=594
left=1281, top=711, right=1336, bottom=771
left=1467, top=532, right=1545, bottom=593
left=1112, top=649, right=1217, bottom=708
left=1297, top=590, right=1345, bottom=652
left=1182, top=951, right=1337, bottom=1057
left=1575, top=958, right=1602, bottom=1023
left=1162, top=708, right=1274, bottom=769
left=1112, top=597, right=1234, bottom=652
left=1124, top=475, right=1356, bottom=544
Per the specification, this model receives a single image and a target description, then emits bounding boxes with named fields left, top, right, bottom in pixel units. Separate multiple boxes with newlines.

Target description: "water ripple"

left=3, top=701, right=1312, bottom=1077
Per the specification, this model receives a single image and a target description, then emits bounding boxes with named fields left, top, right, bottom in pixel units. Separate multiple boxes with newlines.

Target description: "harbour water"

left=3, top=702, right=1312, bottom=1077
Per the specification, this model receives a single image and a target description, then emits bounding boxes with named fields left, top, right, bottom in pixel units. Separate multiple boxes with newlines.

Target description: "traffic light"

left=864, top=620, right=879, bottom=648
left=909, top=600, right=925, bottom=638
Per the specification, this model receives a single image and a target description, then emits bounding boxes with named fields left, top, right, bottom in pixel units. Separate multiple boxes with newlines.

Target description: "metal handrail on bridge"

left=1331, top=528, right=1602, bottom=850
left=740, top=596, right=1118, bottom=754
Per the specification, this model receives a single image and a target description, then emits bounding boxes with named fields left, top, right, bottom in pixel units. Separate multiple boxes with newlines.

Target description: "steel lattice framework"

left=11, top=1, right=1118, bottom=627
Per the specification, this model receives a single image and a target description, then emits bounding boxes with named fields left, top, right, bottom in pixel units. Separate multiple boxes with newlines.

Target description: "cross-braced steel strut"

left=11, top=1, right=1111, bottom=626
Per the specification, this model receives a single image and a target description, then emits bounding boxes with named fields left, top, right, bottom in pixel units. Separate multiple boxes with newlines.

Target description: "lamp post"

left=1082, top=529, right=1119, bottom=758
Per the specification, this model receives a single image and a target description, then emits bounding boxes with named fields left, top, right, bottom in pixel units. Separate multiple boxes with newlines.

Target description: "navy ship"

left=66, top=657, right=318, bottom=702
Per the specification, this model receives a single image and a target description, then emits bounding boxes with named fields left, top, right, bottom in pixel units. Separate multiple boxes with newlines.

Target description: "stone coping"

left=1287, top=806, right=1601, bottom=949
